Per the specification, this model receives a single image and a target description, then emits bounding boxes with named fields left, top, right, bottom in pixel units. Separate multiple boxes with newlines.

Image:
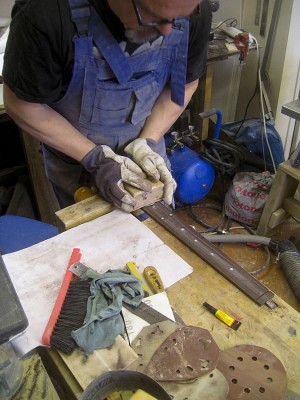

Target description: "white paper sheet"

left=3, top=210, right=192, bottom=355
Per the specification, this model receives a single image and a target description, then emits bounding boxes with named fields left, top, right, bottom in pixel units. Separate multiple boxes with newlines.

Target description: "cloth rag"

left=71, top=270, right=143, bottom=354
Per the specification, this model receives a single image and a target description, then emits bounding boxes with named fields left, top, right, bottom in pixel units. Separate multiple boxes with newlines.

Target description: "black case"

left=0, top=255, right=28, bottom=344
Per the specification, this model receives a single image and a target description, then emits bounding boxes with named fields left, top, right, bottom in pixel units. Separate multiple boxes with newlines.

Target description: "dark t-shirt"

left=3, top=0, right=212, bottom=104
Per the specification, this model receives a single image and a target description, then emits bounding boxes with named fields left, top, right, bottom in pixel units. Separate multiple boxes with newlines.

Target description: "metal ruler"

left=124, top=302, right=174, bottom=325
left=143, top=203, right=276, bottom=309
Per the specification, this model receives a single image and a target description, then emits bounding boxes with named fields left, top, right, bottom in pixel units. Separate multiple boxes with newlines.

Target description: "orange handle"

left=42, top=248, right=81, bottom=346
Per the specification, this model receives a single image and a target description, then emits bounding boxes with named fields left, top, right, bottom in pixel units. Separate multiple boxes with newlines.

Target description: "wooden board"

left=55, top=181, right=164, bottom=231
left=257, top=161, right=300, bottom=235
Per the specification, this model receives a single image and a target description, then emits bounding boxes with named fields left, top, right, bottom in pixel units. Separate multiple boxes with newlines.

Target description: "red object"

left=42, top=248, right=81, bottom=346
left=234, top=32, right=249, bottom=63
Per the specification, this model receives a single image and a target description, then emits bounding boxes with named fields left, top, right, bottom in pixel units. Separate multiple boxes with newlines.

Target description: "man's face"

left=108, top=0, right=203, bottom=44
left=124, top=26, right=162, bottom=45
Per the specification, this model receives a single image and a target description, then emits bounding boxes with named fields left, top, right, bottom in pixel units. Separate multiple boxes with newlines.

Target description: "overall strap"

left=170, top=18, right=189, bottom=107
left=69, top=0, right=91, bottom=37
left=88, top=6, right=134, bottom=84
left=68, top=0, right=133, bottom=84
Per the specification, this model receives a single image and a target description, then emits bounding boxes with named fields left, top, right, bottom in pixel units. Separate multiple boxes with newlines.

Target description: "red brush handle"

left=42, top=248, right=82, bottom=346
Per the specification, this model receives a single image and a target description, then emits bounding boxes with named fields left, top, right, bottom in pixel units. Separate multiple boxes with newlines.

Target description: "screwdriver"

left=143, top=266, right=165, bottom=294
left=125, top=261, right=151, bottom=297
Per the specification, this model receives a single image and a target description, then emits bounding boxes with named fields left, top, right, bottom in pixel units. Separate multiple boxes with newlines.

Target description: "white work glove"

left=81, top=145, right=152, bottom=212
left=124, top=138, right=176, bottom=205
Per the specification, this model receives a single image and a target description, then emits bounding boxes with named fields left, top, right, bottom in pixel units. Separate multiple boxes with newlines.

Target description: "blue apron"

left=43, top=0, right=189, bottom=204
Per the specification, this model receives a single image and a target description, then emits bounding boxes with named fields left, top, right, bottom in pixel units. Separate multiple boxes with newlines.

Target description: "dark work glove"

left=81, top=145, right=152, bottom=212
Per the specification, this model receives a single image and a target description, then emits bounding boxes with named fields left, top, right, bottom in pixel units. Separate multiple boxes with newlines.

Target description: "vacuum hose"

left=277, top=240, right=300, bottom=302
left=202, top=234, right=273, bottom=246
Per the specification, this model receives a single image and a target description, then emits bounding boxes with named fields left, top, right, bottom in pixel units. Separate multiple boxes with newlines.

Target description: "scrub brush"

left=42, top=248, right=91, bottom=354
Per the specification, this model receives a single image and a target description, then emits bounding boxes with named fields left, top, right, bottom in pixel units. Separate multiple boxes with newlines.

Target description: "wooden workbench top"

left=53, top=192, right=300, bottom=395
left=11, top=123, right=300, bottom=395
left=143, top=218, right=300, bottom=395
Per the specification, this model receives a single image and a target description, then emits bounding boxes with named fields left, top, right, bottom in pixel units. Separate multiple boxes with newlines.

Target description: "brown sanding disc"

left=131, top=321, right=180, bottom=375
left=217, top=344, right=288, bottom=399
left=145, top=325, right=220, bottom=381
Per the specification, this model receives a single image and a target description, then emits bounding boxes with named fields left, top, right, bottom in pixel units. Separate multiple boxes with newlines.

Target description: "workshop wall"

left=210, top=0, right=243, bottom=123
left=210, top=0, right=300, bottom=159
left=239, top=0, right=300, bottom=158
left=0, top=0, right=14, bottom=18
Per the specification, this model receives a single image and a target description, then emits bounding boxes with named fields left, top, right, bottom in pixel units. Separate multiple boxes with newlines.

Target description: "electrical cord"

left=186, top=201, right=272, bottom=275
left=187, top=180, right=228, bottom=234
left=201, top=138, right=245, bottom=176
left=212, top=18, right=238, bottom=34
left=235, top=82, right=259, bottom=136
left=234, top=39, right=261, bottom=136
left=189, top=203, right=226, bottom=234
left=202, top=233, right=272, bottom=275
left=234, top=33, right=277, bottom=173
left=249, top=246, right=271, bottom=275
left=175, top=187, right=274, bottom=275
left=253, top=33, right=277, bottom=174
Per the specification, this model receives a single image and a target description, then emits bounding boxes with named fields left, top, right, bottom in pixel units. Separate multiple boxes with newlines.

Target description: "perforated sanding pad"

left=131, top=322, right=229, bottom=399
left=217, top=344, right=287, bottom=399
left=145, top=325, right=220, bottom=381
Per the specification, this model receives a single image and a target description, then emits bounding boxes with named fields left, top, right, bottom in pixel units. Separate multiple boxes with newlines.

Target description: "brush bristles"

left=50, top=279, right=91, bottom=354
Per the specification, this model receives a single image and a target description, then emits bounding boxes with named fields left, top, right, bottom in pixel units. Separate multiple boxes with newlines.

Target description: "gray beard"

left=125, top=26, right=161, bottom=44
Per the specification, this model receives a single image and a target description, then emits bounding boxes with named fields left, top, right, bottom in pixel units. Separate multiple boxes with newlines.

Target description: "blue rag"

left=71, top=270, right=143, bottom=354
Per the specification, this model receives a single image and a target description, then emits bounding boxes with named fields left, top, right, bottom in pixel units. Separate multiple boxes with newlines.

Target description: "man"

left=3, top=0, right=212, bottom=210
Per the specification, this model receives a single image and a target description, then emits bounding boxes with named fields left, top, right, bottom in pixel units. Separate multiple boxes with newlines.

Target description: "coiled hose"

left=201, top=234, right=277, bottom=275
left=277, top=240, right=300, bottom=302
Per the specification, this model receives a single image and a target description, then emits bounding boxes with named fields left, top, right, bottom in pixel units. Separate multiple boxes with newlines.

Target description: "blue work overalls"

left=44, top=0, right=189, bottom=207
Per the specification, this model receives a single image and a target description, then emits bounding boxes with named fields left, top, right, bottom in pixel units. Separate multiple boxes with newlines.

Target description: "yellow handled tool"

left=143, top=266, right=165, bottom=294
left=125, top=261, right=151, bottom=297
left=129, top=389, right=158, bottom=399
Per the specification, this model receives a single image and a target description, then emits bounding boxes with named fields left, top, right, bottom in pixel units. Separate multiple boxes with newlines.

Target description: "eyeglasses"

left=131, top=0, right=178, bottom=27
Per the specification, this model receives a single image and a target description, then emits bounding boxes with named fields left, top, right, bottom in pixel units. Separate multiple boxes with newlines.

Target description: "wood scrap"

left=55, top=181, right=164, bottom=231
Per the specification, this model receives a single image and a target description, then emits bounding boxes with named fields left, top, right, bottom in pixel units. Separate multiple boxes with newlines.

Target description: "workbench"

left=31, top=210, right=300, bottom=399
left=8, top=131, right=300, bottom=399
left=143, top=216, right=300, bottom=397
left=2, top=192, right=300, bottom=399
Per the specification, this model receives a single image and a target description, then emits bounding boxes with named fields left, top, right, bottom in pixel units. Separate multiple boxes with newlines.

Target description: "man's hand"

left=124, top=138, right=176, bottom=205
left=81, top=145, right=152, bottom=212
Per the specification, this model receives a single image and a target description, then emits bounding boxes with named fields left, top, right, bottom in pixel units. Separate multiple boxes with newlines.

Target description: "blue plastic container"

left=168, top=145, right=215, bottom=204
